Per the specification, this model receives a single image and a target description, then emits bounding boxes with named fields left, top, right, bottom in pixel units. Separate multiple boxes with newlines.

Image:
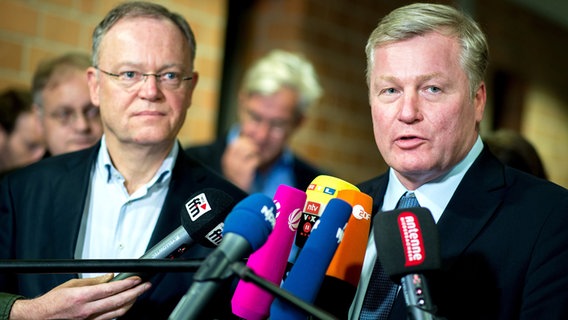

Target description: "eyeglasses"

left=95, top=67, right=193, bottom=90
left=47, top=106, right=100, bottom=126
left=242, top=108, right=295, bottom=137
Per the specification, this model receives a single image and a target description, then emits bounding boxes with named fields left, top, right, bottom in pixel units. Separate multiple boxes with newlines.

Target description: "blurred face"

left=87, top=17, right=197, bottom=150
left=238, top=87, right=301, bottom=167
left=40, top=70, right=103, bottom=156
left=369, top=31, right=486, bottom=189
left=0, top=111, right=45, bottom=171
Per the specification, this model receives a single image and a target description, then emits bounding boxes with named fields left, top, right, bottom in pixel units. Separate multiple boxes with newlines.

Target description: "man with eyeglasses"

left=0, top=2, right=246, bottom=319
left=32, top=52, right=103, bottom=157
left=187, top=49, right=326, bottom=197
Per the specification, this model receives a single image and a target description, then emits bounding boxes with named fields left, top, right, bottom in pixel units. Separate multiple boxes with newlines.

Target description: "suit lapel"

left=49, top=146, right=99, bottom=259
left=436, top=148, right=507, bottom=264
left=147, top=148, right=210, bottom=250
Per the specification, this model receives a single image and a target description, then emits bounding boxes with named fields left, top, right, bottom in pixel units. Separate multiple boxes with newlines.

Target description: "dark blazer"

left=0, top=142, right=247, bottom=319
left=347, top=147, right=568, bottom=320
left=186, top=134, right=325, bottom=192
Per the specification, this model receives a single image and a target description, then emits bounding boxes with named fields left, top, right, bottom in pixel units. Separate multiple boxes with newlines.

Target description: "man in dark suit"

left=186, top=50, right=325, bottom=197
left=0, top=2, right=246, bottom=319
left=345, top=3, right=568, bottom=320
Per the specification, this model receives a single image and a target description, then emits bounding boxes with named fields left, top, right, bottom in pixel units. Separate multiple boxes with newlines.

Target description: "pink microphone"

left=231, top=184, right=306, bottom=320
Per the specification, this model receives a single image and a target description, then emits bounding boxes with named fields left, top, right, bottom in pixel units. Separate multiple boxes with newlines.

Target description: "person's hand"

left=9, top=273, right=151, bottom=320
left=221, top=136, right=260, bottom=192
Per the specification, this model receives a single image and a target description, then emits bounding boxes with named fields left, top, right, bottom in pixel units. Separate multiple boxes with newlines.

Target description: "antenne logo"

left=185, top=192, right=211, bottom=221
left=205, top=222, right=224, bottom=246
left=398, top=212, right=425, bottom=267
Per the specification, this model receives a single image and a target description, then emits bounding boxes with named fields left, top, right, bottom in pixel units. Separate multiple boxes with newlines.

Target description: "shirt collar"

left=97, top=134, right=178, bottom=186
left=383, top=135, right=484, bottom=222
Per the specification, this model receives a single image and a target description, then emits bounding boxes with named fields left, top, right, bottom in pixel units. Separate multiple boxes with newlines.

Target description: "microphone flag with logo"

left=374, top=207, right=441, bottom=319
left=112, top=188, right=236, bottom=281
left=169, top=193, right=276, bottom=320
left=295, top=175, right=358, bottom=249
left=231, top=184, right=306, bottom=320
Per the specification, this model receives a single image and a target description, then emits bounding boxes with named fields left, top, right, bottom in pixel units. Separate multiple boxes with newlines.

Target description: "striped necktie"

left=359, top=192, right=420, bottom=319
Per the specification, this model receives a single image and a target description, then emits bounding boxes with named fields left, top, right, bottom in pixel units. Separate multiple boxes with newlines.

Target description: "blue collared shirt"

left=77, top=136, right=177, bottom=278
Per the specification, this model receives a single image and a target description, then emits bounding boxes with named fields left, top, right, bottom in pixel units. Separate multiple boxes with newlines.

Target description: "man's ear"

left=86, top=67, right=101, bottom=107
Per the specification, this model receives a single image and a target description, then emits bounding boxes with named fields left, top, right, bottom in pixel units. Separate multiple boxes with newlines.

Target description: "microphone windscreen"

left=326, top=189, right=372, bottom=285
left=231, top=184, right=306, bottom=320
left=223, top=193, right=276, bottom=251
left=180, top=188, right=236, bottom=247
left=374, top=207, right=441, bottom=283
left=296, top=175, right=358, bottom=248
left=315, top=190, right=372, bottom=318
left=271, top=198, right=352, bottom=320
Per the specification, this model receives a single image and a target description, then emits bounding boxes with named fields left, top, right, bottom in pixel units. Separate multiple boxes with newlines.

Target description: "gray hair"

left=240, top=49, right=323, bottom=115
left=365, top=3, right=488, bottom=100
left=31, top=52, right=91, bottom=110
left=91, top=1, right=196, bottom=69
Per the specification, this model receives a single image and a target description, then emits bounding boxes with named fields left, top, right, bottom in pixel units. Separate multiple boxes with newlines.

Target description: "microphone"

left=316, top=189, right=373, bottom=318
left=270, top=198, right=353, bottom=320
left=374, top=207, right=441, bottom=320
left=168, top=193, right=277, bottom=320
left=294, top=175, right=358, bottom=255
left=231, top=184, right=306, bottom=320
left=112, top=188, right=235, bottom=281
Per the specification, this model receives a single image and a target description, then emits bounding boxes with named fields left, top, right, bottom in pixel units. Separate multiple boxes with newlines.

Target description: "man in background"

left=32, top=52, right=103, bottom=156
left=0, top=88, right=45, bottom=176
left=187, top=49, right=325, bottom=197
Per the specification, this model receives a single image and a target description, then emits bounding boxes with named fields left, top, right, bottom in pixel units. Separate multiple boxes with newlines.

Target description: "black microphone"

left=168, top=193, right=277, bottom=320
left=374, top=207, right=441, bottom=320
left=112, top=188, right=235, bottom=281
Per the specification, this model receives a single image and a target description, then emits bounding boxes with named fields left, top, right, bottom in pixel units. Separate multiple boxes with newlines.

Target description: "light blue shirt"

left=349, top=136, right=484, bottom=319
left=77, top=136, right=177, bottom=278
left=227, top=125, right=295, bottom=198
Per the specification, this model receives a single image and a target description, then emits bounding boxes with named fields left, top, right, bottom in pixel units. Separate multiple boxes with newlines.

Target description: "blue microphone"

left=270, top=198, right=352, bottom=320
left=168, top=193, right=276, bottom=320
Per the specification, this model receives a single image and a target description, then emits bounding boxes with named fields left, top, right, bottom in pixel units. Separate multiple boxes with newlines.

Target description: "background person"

left=0, top=88, right=45, bottom=176
left=187, top=49, right=325, bottom=197
left=32, top=52, right=103, bottom=156
left=483, top=128, right=548, bottom=179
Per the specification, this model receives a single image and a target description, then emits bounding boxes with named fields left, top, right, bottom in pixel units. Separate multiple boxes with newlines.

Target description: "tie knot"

left=397, top=192, right=420, bottom=209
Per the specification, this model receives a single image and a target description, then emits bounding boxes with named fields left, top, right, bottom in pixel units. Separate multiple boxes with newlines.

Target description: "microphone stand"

left=230, top=262, right=337, bottom=320
left=0, top=259, right=202, bottom=273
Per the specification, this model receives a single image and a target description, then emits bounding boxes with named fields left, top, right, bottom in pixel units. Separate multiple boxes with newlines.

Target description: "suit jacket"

left=319, top=147, right=568, bottom=320
left=186, top=134, right=325, bottom=192
left=360, top=148, right=568, bottom=319
left=0, top=141, right=248, bottom=319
